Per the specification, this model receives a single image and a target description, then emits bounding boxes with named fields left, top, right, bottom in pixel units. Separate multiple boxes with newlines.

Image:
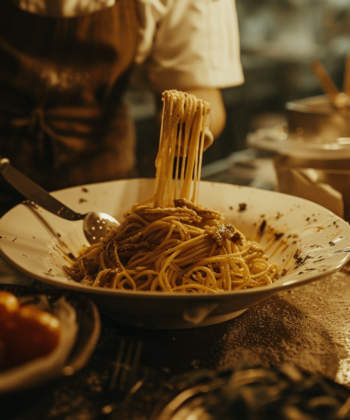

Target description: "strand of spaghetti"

left=146, top=230, right=178, bottom=247
left=138, top=220, right=174, bottom=240
left=173, top=96, right=185, bottom=201
left=206, top=243, right=218, bottom=284
left=167, top=95, right=184, bottom=202
left=113, top=270, right=138, bottom=289
left=118, top=270, right=137, bottom=290
left=219, top=270, right=228, bottom=290
left=115, top=272, right=129, bottom=289
left=171, top=284, right=218, bottom=293
left=180, top=100, right=202, bottom=200
left=109, top=272, right=119, bottom=289
left=164, top=233, right=208, bottom=254
left=179, top=94, right=190, bottom=187
left=224, top=263, right=232, bottom=291
left=173, top=244, right=213, bottom=265
left=169, top=268, right=180, bottom=288
left=128, top=256, right=158, bottom=272
left=136, top=276, right=156, bottom=291
left=154, top=93, right=167, bottom=202
left=226, top=253, right=250, bottom=272
left=92, top=269, right=111, bottom=287
left=77, top=245, right=103, bottom=261
left=81, top=242, right=103, bottom=252
left=192, top=102, right=208, bottom=203
left=183, top=266, right=219, bottom=290
left=176, top=239, right=223, bottom=266
left=127, top=239, right=182, bottom=269
left=169, top=220, right=190, bottom=241
left=133, top=262, right=155, bottom=271
left=224, top=238, right=235, bottom=254
left=150, top=276, right=161, bottom=291
left=159, top=242, right=210, bottom=269
left=186, top=225, right=204, bottom=236
left=145, top=227, right=169, bottom=244
left=119, top=279, right=131, bottom=289
left=134, top=270, right=159, bottom=280
left=186, top=254, right=251, bottom=267
left=153, top=92, right=166, bottom=198
left=112, top=229, right=142, bottom=245
left=195, top=259, right=250, bottom=285
left=155, top=92, right=181, bottom=206
left=127, top=213, right=150, bottom=225
left=113, top=244, right=138, bottom=290
left=169, top=262, right=182, bottom=273
left=186, top=97, right=202, bottom=202
left=180, top=94, right=196, bottom=198
left=134, top=271, right=159, bottom=290
left=99, top=253, right=107, bottom=270
left=120, top=217, right=149, bottom=230
left=260, top=274, right=272, bottom=285
left=162, top=223, right=177, bottom=243
left=249, top=260, right=271, bottom=276
left=158, top=250, right=181, bottom=290
left=134, top=207, right=202, bottom=220
left=115, top=224, right=145, bottom=240
left=190, top=270, right=212, bottom=289
left=156, top=247, right=180, bottom=274
left=153, top=117, right=169, bottom=206
left=116, top=222, right=149, bottom=237
left=244, top=251, right=266, bottom=262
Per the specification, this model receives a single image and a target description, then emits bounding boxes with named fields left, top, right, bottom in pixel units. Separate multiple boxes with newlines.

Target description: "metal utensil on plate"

left=100, top=338, right=144, bottom=418
left=0, top=158, right=119, bottom=245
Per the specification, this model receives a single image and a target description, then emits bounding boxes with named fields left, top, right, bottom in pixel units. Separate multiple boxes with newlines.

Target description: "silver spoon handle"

left=0, top=158, right=85, bottom=221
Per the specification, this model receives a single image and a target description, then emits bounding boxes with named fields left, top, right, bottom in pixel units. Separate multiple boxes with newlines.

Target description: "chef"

left=0, top=0, right=244, bottom=215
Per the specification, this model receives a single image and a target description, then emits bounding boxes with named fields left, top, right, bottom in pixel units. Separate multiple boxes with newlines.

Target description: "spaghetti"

left=64, top=90, right=279, bottom=293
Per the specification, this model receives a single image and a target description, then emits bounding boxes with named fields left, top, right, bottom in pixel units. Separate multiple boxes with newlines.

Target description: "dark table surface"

left=2, top=261, right=350, bottom=420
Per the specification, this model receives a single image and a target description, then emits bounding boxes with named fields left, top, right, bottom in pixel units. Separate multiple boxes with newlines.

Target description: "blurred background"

left=127, top=0, right=350, bottom=177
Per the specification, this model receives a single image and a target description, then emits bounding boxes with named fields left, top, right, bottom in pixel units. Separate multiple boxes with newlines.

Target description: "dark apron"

left=0, top=0, right=139, bottom=214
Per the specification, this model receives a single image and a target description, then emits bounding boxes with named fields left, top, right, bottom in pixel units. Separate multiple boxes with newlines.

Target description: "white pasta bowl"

left=0, top=178, right=349, bottom=329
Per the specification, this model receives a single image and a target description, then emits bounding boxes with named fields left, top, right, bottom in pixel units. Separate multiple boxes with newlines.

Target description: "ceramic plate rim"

left=0, top=178, right=349, bottom=301
left=247, top=127, right=350, bottom=159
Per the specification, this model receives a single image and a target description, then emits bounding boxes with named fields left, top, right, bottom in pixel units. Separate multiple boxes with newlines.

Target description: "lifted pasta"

left=64, top=91, right=279, bottom=293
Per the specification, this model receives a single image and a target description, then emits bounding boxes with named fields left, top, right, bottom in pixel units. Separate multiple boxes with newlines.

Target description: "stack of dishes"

left=247, top=95, right=350, bottom=160
left=247, top=94, right=350, bottom=221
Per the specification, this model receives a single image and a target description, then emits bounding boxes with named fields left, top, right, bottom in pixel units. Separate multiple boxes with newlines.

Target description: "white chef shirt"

left=10, top=0, right=244, bottom=91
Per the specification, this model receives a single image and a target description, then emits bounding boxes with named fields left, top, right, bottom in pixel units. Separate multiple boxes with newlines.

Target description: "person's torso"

left=0, top=0, right=140, bottom=108
left=0, top=0, right=140, bottom=194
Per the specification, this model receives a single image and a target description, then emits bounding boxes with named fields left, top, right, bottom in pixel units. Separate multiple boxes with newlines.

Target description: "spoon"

left=0, top=158, right=119, bottom=245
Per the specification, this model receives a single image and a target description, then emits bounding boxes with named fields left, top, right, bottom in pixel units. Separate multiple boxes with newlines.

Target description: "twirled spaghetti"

left=64, top=90, right=279, bottom=293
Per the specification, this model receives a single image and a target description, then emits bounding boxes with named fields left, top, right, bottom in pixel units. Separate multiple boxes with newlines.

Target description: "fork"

left=100, top=338, right=144, bottom=417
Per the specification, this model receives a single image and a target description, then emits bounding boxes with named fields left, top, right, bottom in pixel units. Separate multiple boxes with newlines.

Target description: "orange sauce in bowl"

left=0, top=291, right=60, bottom=370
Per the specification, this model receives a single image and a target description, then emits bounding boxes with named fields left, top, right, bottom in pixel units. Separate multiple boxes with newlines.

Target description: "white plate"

left=0, top=178, right=349, bottom=329
left=247, top=125, right=350, bottom=160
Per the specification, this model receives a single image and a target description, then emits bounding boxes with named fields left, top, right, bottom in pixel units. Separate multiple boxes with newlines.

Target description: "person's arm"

left=184, top=87, right=226, bottom=149
left=141, top=0, right=243, bottom=150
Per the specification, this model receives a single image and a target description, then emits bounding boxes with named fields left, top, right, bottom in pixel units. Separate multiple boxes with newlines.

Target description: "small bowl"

left=286, top=95, right=350, bottom=143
